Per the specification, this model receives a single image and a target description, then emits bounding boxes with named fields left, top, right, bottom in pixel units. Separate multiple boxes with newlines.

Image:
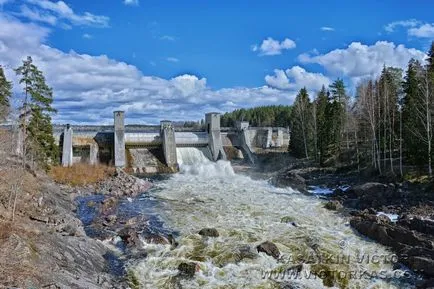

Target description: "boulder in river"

left=178, top=262, right=197, bottom=278
left=198, top=228, right=219, bottom=237
left=118, top=227, right=141, bottom=247
left=324, top=200, right=343, bottom=211
left=257, top=241, right=280, bottom=259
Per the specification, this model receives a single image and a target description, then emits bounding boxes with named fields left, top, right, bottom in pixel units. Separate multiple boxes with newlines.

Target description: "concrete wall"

left=205, top=113, right=226, bottom=161
left=160, top=120, right=177, bottom=168
left=56, top=112, right=290, bottom=169
left=114, top=111, right=126, bottom=168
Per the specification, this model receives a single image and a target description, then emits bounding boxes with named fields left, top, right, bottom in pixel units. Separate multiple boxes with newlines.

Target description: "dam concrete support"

left=265, top=128, right=272, bottom=148
left=276, top=128, right=284, bottom=147
left=160, top=120, right=178, bottom=168
left=236, top=121, right=255, bottom=164
left=89, top=143, right=99, bottom=165
left=206, top=113, right=226, bottom=161
left=62, top=125, right=73, bottom=167
left=114, top=111, right=126, bottom=168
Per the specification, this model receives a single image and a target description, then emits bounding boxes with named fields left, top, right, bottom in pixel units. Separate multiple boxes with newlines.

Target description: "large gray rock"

left=257, top=241, right=280, bottom=259
left=198, top=228, right=219, bottom=238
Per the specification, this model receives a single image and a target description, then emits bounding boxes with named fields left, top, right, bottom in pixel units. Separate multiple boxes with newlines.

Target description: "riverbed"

left=124, top=148, right=415, bottom=289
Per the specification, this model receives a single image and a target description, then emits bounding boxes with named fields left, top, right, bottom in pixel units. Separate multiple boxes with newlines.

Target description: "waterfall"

left=176, top=147, right=234, bottom=176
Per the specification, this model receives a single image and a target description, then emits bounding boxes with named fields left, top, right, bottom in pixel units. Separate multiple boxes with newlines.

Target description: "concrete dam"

left=55, top=111, right=290, bottom=173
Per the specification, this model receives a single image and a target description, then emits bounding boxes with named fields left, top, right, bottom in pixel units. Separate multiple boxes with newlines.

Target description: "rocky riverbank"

left=273, top=163, right=434, bottom=288
left=0, top=169, right=153, bottom=288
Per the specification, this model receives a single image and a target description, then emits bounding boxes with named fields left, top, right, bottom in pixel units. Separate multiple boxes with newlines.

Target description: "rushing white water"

left=130, top=148, right=413, bottom=289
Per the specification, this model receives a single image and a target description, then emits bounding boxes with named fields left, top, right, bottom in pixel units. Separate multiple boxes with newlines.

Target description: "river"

left=127, top=147, right=415, bottom=289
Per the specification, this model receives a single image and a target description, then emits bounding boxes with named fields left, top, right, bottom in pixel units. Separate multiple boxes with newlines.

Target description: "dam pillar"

left=62, top=124, right=73, bottom=167
left=265, top=127, right=273, bottom=148
left=160, top=120, right=178, bottom=168
left=205, top=113, right=226, bottom=161
left=236, top=121, right=255, bottom=164
left=276, top=128, right=284, bottom=147
left=114, top=111, right=126, bottom=168
left=89, top=143, right=99, bottom=165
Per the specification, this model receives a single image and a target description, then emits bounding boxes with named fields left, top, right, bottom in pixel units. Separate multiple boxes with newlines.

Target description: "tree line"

left=290, top=42, right=434, bottom=176
left=0, top=56, right=57, bottom=169
left=221, top=105, right=292, bottom=127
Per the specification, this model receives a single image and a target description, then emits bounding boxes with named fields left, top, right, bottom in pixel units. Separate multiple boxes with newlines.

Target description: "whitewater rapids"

left=129, top=148, right=413, bottom=289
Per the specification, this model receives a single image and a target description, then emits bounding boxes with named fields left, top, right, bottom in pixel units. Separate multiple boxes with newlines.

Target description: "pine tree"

left=15, top=56, right=58, bottom=168
left=315, top=86, right=329, bottom=165
left=0, top=65, right=12, bottom=122
left=402, top=59, right=425, bottom=166
left=327, top=79, right=347, bottom=163
left=290, top=88, right=312, bottom=158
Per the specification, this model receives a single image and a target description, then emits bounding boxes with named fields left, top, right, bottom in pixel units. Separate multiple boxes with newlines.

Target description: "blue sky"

left=0, top=0, right=433, bottom=124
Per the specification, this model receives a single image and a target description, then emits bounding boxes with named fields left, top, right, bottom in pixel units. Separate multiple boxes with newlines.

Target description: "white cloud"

left=166, top=57, right=179, bottom=63
left=321, top=26, right=335, bottom=32
left=252, top=37, right=296, bottom=56
left=17, top=0, right=109, bottom=28
left=82, top=33, right=92, bottom=39
left=123, top=0, right=139, bottom=6
left=160, top=35, right=175, bottom=41
left=299, top=41, right=426, bottom=84
left=265, top=66, right=330, bottom=90
left=17, top=4, right=58, bottom=25
left=0, top=14, right=297, bottom=124
left=408, top=23, right=434, bottom=38
left=384, top=19, right=420, bottom=33
left=385, top=19, right=434, bottom=38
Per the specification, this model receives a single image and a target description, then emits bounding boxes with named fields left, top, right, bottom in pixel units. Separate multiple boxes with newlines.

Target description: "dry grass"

left=49, top=163, right=115, bottom=186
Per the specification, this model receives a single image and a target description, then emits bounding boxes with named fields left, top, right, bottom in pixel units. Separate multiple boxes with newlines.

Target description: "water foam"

left=130, top=150, right=412, bottom=288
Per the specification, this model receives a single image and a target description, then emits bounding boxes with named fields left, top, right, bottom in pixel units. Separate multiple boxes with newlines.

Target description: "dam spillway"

left=53, top=111, right=290, bottom=173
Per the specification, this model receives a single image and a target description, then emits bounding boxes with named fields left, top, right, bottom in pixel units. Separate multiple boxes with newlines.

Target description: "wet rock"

left=257, top=241, right=280, bottom=259
left=118, top=227, right=140, bottom=247
left=144, top=234, right=170, bottom=245
left=103, top=214, right=117, bottom=226
left=168, top=234, right=179, bottom=249
left=272, top=172, right=306, bottom=191
left=177, top=262, right=197, bottom=278
left=399, top=217, right=434, bottom=236
left=417, top=278, right=434, bottom=289
left=234, top=245, right=257, bottom=261
left=101, top=197, right=117, bottom=214
left=351, top=214, right=434, bottom=278
left=198, top=228, right=219, bottom=238
left=280, top=216, right=295, bottom=223
left=324, top=200, right=343, bottom=211
left=97, top=170, right=152, bottom=197
left=407, top=256, right=434, bottom=276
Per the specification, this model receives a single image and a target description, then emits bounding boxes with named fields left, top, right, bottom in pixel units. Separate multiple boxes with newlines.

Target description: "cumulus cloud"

left=0, top=14, right=296, bottom=124
left=123, top=0, right=139, bottom=6
left=15, top=0, right=109, bottom=28
left=82, top=33, right=92, bottom=39
left=252, top=37, right=296, bottom=56
left=384, top=19, right=420, bottom=33
left=385, top=19, right=434, bottom=38
left=265, top=66, right=330, bottom=91
left=320, top=26, right=334, bottom=32
left=408, top=23, right=434, bottom=38
left=298, top=41, right=426, bottom=84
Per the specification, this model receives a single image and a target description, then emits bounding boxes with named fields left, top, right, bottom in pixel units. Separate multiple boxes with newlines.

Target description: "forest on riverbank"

left=224, top=42, right=434, bottom=178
